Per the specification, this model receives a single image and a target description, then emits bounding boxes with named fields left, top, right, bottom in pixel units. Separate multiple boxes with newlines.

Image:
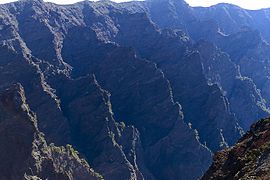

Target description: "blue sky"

left=0, top=0, right=270, bottom=10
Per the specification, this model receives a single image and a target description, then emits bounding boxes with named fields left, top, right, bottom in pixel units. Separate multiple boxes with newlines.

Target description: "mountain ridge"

left=0, top=0, right=270, bottom=179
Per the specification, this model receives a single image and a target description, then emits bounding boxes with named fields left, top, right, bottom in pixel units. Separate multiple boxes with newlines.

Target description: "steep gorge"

left=0, top=0, right=270, bottom=179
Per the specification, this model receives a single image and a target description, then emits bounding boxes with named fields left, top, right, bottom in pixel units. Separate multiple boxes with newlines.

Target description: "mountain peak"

left=16, top=0, right=44, bottom=4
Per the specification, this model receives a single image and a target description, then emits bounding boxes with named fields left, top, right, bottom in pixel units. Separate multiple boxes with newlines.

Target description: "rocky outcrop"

left=0, top=83, right=102, bottom=180
left=202, top=118, right=270, bottom=180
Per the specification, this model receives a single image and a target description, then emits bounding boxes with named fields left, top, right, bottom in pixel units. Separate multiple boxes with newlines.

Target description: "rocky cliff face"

left=193, top=4, right=270, bottom=43
left=215, top=29, right=270, bottom=106
left=0, top=83, right=102, bottom=180
left=196, top=40, right=269, bottom=131
left=0, top=0, right=212, bottom=179
left=49, top=74, right=151, bottom=180
left=1, top=0, right=270, bottom=179
left=51, top=2, right=212, bottom=178
left=111, top=11, right=242, bottom=151
left=72, top=0, right=242, bottom=151
left=145, top=0, right=270, bottom=131
left=202, top=118, right=270, bottom=180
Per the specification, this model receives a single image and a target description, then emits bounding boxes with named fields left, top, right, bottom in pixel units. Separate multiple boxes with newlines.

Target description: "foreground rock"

left=202, top=118, right=270, bottom=180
